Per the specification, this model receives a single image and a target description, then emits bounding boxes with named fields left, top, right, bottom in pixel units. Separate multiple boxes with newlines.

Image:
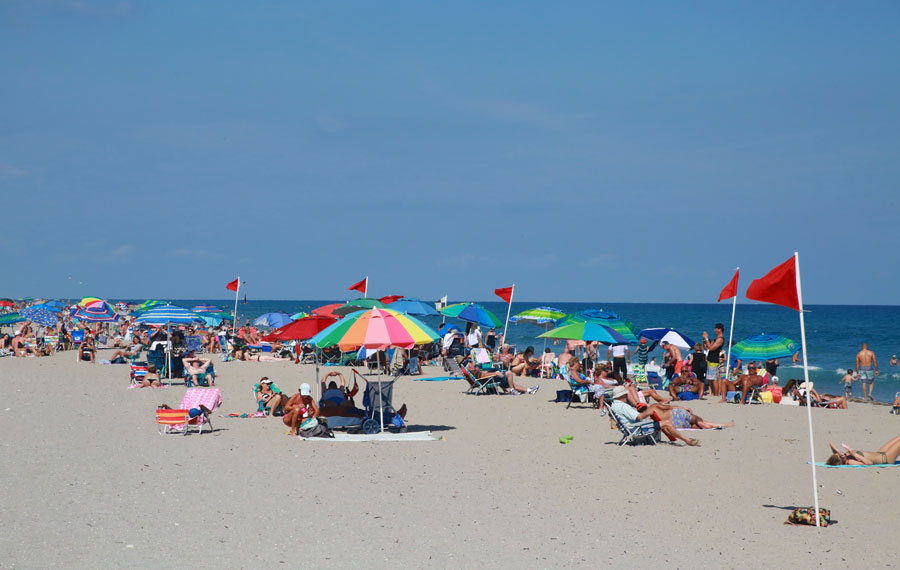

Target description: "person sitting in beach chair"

left=464, top=356, right=537, bottom=395
left=110, top=340, right=142, bottom=364
left=717, top=362, right=769, bottom=404
left=510, top=346, right=541, bottom=377
left=782, top=379, right=848, bottom=409
left=183, top=357, right=214, bottom=386
left=609, top=386, right=701, bottom=446
left=825, top=437, right=900, bottom=466
left=255, top=377, right=286, bottom=416
left=668, top=368, right=704, bottom=400
left=319, top=371, right=360, bottom=407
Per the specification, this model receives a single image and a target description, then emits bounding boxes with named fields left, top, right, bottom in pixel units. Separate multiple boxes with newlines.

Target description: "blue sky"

left=2, top=1, right=898, bottom=304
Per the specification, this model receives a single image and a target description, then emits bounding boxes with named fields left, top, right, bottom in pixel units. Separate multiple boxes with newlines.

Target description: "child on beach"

left=840, top=369, right=855, bottom=399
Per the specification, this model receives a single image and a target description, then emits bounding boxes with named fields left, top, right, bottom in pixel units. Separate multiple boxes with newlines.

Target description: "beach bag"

left=679, top=391, right=699, bottom=401
left=298, top=423, right=333, bottom=438
left=785, top=507, right=830, bottom=527
left=300, top=417, right=318, bottom=430
left=556, top=390, right=573, bottom=403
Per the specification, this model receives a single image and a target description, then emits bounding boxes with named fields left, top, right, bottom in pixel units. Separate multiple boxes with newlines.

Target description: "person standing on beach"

left=840, top=369, right=855, bottom=399
left=608, top=343, right=630, bottom=381
left=702, top=324, right=725, bottom=395
left=661, top=341, right=682, bottom=382
left=856, top=343, right=878, bottom=401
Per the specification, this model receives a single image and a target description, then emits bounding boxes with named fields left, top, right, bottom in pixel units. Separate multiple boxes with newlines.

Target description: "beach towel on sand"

left=811, top=461, right=900, bottom=469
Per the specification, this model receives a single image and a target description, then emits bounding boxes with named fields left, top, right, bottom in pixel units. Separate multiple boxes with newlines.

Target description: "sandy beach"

left=2, top=350, right=898, bottom=570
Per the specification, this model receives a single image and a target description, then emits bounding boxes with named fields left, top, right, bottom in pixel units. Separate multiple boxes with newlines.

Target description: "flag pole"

left=724, top=267, right=738, bottom=383
left=501, top=285, right=514, bottom=347
left=232, top=277, right=241, bottom=329
left=795, top=251, right=820, bottom=527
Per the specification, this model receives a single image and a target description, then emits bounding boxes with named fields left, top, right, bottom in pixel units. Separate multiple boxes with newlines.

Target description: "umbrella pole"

left=379, top=350, right=384, bottom=433
left=314, top=344, right=320, bottom=403
left=166, top=321, right=171, bottom=381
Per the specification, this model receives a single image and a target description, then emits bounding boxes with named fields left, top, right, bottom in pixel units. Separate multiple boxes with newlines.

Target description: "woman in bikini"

left=826, top=437, right=900, bottom=466
left=283, top=383, right=319, bottom=436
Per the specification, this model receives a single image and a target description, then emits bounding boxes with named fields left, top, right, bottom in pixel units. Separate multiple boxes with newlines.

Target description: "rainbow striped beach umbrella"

left=729, top=334, right=800, bottom=361
left=309, top=307, right=439, bottom=351
left=74, top=301, right=119, bottom=322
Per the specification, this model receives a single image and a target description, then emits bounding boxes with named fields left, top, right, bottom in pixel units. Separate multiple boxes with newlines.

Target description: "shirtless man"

left=856, top=343, right=878, bottom=401
left=668, top=368, right=704, bottom=400
left=183, top=357, right=214, bottom=386
left=661, top=341, right=683, bottom=381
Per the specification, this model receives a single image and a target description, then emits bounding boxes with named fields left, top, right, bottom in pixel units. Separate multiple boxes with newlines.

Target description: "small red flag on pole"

left=494, top=286, right=514, bottom=304
left=717, top=269, right=740, bottom=302
left=226, top=278, right=240, bottom=292
left=348, top=277, right=368, bottom=296
left=745, top=257, right=799, bottom=311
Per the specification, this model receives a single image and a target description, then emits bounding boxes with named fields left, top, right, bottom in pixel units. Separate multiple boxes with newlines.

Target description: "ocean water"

left=161, top=299, right=900, bottom=403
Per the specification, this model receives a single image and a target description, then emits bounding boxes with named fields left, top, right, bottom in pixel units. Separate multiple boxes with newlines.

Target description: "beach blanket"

left=412, top=376, right=461, bottom=382
left=222, top=412, right=267, bottom=418
left=298, top=431, right=440, bottom=442
left=810, top=461, right=900, bottom=469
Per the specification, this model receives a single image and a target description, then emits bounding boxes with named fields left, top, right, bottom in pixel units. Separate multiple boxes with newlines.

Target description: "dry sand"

left=1, top=350, right=898, bottom=569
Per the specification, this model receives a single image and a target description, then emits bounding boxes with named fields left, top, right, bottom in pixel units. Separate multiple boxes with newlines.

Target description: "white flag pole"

left=232, top=277, right=241, bottom=329
left=724, top=268, right=738, bottom=383
left=501, top=285, right=514, bottom=347
left=795, top=251, right=820, bottom=527
left=364, top=277, right=369, bottom=298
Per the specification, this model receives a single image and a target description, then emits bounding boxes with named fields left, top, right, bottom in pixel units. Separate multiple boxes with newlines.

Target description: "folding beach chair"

left=184, top=335, right=204, bottom=354
left=71, top=330, right=85, bottom=348
left=155, top=388, right=222, bottom=435
left=130, top=363, right=149, bottom=386
left=559, top=365, right=594, bottom=409
left=362, top=380, right=405, bottom=434
left=459, top=364, right=502, bottom=395
left=299, top=344, right=317, bottom=364
left=608, top=405, right=661, bottom=446
left=147, top=348, right=168, bottom=381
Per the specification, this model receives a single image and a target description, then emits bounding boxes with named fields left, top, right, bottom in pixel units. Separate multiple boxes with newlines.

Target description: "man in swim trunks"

left=661, top=341, right=682, bottom=382
left=855, top=342, right=878, bottom=401
left=183, top=356, right=214, bottom=386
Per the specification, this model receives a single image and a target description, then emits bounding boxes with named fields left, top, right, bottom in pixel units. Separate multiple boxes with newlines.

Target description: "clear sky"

left=2, top=1, right=898, bottom=304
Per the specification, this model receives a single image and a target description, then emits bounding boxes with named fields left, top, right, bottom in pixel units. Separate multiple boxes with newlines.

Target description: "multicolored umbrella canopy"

left=78, top=296, right=103, bottom=307
left=74, top=301, right=120, bottom=322
left=309, top=308, right=439, bottom=351
left=134, top=304, right=202, bottom=325
left=290, top=311, right=309, bottom=320
left=253, top=312, right=293, bottom=329
left=439, top=302, right=503, bottom=328
left=132, top=300, right=165, bottom=315
left=192, top=304, right=221, bottom=313
left=538, top=321, right=630, bottom=345
left=388, top=297, right=440, bottom=317
left=729, top=334, right=800, bottom=361
left=333, top=298, right=389, bottom=317
left=638, top=328, right=697, bottom=351
left=0, top=299, right=15, bottom=308
left=263, top=315, right=337, bottom=342
left=311, top=303, right=344, bottom=319
left=19, top=307, right=60, bottom=328
left=32, top=302, right=65, bottom=313
left=509, top=306, right=566, bottom=328
left=557, top=309, right=639, bottom=344
left=0, top=313, right=25, bottom=324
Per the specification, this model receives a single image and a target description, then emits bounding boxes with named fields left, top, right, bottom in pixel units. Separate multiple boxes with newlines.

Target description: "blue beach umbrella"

left=253, top=312, right=293, bottom=329
left=638, top=328, right=697, bottom=352
left=440, top=302, right=503, bottom=328
left=388, top=297, right=440, bottom=317
left=19, top=307, right=60, bottom=328
left=134, top=304, right=203, bottom=326
left=729, top=334, right=800, bottom=361
left=438, top=323, right=461, bottom=336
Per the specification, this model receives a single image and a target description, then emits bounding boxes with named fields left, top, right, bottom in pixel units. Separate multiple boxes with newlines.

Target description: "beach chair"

left=608, top=405, right=661, bottom=446
left=71, top=330, right=85, bottom=348
left=183, top=362, right=216, bottom=387
left=147, top=347, right=167, bottom=378
left=155, top=388, right=222, bottom=435
left=185, top=335, right=204, bottom=354
left=299, top=344, right=317, bottom=364
left=560, top=365, right=594, bottom=409
left=361, top=380, right=405, bottom=434
left=459, top=364, right=503, bottom=395
left=130, top=363, right=149, bottom=386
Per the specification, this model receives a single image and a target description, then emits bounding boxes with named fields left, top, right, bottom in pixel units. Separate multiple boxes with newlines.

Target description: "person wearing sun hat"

left=255, top=377, right=286, bottom=416
left=282, top=383, right=319, bottom=436
left=608, top=386, right=700, bottom=446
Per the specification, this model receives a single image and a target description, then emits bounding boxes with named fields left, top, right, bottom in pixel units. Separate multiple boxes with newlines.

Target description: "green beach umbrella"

left=509, top=306, right=566, bottom=328
left=439, top=302, right=503, bottom=328
left=557, top=309, right=639, bottom=344
left=333, top=298, right=389, bottom=317
left=538, top=321, right=630, bottom=345
left=729, top=334, right=800, bottom=361
left=0, top=313, right=25, bottom=324
left=290, top=311, right=309, bottom=320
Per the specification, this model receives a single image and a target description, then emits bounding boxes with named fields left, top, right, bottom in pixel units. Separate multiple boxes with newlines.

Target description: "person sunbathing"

left=825, top=437, right=900, bottom=466
left=464, top=357, right=537, bottom=395
left=256, top=378, right=287, bottom=416
left=782, top=379, right=848, bottom=409
left=183, top=357, right=214, bottom=386
left=138, top=364, right=162, bottom=388
left=608, top=386, right=700, bottom=446
left=668, top=369, right=704, bottom=400
left=717, top=363, right=767, bottom=404
left=510, top=346, right=540, bottom=377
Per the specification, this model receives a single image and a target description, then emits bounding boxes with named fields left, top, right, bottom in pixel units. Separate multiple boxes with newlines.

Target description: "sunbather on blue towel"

left=826, top=437, right=900, bottom=466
